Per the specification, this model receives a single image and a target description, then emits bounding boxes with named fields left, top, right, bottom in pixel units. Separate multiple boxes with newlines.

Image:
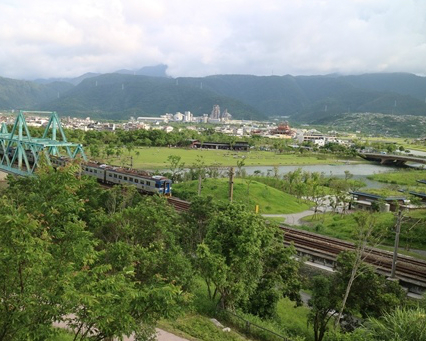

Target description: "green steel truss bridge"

left=0, top=111, right=86, bottom=176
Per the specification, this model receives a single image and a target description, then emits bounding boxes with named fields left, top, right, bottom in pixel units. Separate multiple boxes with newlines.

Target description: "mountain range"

left=1, top=65, right=426, bottom=123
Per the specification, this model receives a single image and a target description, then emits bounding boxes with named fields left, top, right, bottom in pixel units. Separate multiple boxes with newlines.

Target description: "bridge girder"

left=0, top=111, right=86, bottom=176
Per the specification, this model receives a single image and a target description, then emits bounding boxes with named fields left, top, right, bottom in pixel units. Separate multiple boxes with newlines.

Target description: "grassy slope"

left=106, top=147, right=353, bottom=169
left=299, top=210, right=426, bottom=253
left=367, top=169, right=426, bottom=187
left=160, top=277, right=310, bottom=341
left=173, top=178, right=311, bottom=214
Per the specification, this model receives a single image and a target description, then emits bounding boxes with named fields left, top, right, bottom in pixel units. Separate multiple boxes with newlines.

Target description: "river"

left=242, top=163, right=396, bottom=189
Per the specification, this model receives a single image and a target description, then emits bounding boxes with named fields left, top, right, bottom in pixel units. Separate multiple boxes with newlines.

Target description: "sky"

left=1, top=0, right=425, bottom=80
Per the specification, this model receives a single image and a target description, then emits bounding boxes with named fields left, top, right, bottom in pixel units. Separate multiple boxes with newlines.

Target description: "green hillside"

left=39, top=73, right=265, bottom=120
left=173, top=178, right=311, bottom=214
left=0, top=76, right=73, bottom=110
left=2, top=71, right=426, bottom=122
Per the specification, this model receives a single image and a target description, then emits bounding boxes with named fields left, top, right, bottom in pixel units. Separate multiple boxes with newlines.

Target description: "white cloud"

left=0, top=0, right=425, bottom=79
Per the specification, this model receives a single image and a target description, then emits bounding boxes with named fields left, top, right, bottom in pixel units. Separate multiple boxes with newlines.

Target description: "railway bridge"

left=0, top=111, right=86, bottom=176
left=358, top=152, right=426, bottom=167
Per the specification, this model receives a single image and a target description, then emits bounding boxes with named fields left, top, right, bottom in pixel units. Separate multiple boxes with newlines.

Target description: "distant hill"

left=34, top=72, right=101, bottom=86
left=0, top=76, right=73, bottom=110
left=37, top=73, right=264, bottom=120
left=114, top=64, right=168, bottom=77
left=2, top=71, right=426, bottom=122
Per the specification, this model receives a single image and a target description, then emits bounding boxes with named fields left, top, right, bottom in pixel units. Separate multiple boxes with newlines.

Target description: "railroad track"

left=167, top=197, right=191, bottom=211
left=281, top=226, right=426, bottom=285
left=163, top=198, right=425, bottom=286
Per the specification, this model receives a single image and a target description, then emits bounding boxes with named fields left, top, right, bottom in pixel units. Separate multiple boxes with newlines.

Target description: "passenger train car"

left=51, top=157, right=172, bottom=196
left=0, top=149, right=172, bottom=196
left=83, top=162, right=171, bottom=195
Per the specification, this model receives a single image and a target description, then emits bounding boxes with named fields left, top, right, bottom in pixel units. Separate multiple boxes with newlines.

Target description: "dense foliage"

left=0, top=162, right=307, bottom=340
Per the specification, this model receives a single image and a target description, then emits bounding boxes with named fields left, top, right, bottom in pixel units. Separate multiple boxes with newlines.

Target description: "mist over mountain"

left=1, top=68, right=426, bottom=122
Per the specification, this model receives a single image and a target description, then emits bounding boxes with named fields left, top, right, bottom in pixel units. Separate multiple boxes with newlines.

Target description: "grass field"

left=367, top=169, right=426, bottom=186
left=173, top=178, right=311, bottom=214
left=102, top=147, right=357, bottom=169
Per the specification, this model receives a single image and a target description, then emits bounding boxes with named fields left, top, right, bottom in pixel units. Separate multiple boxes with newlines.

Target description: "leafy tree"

left=1, top=164, right=192, bottom=341
left=167, top=154, right=186, bottom=183
left=308, top=276, right=339, bottom=341
left=195, top=203, right=300, bottom=313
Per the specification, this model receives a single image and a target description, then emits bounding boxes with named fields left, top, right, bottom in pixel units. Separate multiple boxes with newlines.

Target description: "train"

left=0, top=147, right=172, bottom=196
left=53, top=157, right=172, bottom=196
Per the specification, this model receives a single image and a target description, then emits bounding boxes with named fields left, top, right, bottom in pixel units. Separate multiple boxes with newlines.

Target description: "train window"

left=85, top=167, right=88, bottom=171
left=124, top=176, right=128, bottom=181
left=129, top=177, right=133, bottom=182
left=94, top=170, right=97, bottom=173
left=114, top=174, right=117, bottom=178
left=134, top=179, right=138, bottom=183
left=140, top=180, right=144, bottom=184
left=146, top=181, right=150, bottom=186
left=155, top=183, right=160, bottom=188
left=118, top=175, right=122, bottom=179
left=109, top=174, right=112, bottom=177
left=90, top=169, right=93, bottom=172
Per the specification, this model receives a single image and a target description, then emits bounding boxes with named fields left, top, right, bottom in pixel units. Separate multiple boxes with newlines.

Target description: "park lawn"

left=104, top=147, right=352, bottom=169
left=173, top=178, right=311, bottom=214
left=367, top=169, right=426, bottom=186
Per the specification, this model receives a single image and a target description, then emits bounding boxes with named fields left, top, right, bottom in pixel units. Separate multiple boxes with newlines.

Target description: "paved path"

left=156, top=328, right=190, bottom=341
left=54, top=319, right=190, bottom=341
left=263, top=206, right=333, bottom=226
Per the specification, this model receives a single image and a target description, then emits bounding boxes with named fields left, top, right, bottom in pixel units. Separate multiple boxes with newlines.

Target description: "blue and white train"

left=52, top=157, right=172, bottom=195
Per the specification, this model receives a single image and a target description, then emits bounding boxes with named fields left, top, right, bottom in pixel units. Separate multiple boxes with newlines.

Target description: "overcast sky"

left=1, top=0, right=425, bottom=80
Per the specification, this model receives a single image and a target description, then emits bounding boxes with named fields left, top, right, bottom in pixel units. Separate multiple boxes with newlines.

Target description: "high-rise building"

left=210, top=105, right=220, bottom=119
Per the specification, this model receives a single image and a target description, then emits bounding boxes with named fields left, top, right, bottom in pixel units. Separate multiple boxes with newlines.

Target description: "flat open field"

left=107, top=147, right=356, bottom=170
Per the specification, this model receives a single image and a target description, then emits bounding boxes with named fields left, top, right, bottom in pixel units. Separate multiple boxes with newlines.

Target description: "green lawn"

left=367, top=169, right=426, bottom=186
left=173, top=178, right=311, bottom=214
left=102, top=147, right=356, bottom=169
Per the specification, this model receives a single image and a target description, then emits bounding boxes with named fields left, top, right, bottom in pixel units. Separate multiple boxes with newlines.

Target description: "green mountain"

left=38, top=73, right=264, bottom=120
left=0, top=76, right=73, bottom=110
left=1, top=71, right=426, bottom=122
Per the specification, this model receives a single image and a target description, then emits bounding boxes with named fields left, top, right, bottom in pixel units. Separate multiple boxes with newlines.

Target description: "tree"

left=0, top=166, right=97, bottom=340
left=196, top=203, right=265, bottom=309
left=195, top=203, right=300, bottom=313
left=308, top=276, right=339, bottom=341
left=334, top=212, right=376, bottom=328
left=1, top=165, right=192, bottom=341
left=167, top=154, right=185, bottom=183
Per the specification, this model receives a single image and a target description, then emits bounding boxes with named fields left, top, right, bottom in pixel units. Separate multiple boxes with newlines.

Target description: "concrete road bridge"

left=358, top=152, right=426, bottom=167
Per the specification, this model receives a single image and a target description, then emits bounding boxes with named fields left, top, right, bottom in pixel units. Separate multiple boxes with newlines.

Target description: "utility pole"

left=198, top=173, right=202, bottom=196
left=229, top=167, right=234, bottom=202
left=391, top=210, right=403, bottom=278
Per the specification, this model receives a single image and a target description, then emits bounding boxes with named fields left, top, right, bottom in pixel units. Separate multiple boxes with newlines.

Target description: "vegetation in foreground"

left=1, top=160, right=425, bottom=341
